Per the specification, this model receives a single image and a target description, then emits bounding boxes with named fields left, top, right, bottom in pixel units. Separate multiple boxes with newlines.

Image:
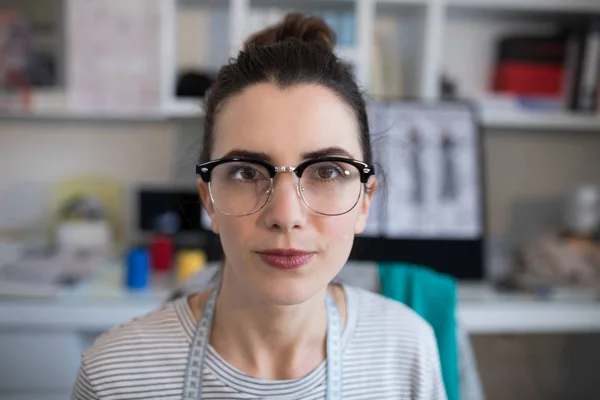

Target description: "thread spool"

left=176, top=250, right=206, bottom=285
left=126, top=247, right=150, bottom=289
left=149, top=235, right=173, bottom=272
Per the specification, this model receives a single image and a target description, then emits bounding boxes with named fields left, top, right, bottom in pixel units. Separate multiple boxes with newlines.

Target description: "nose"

left=260, top=173, right=307, bottom=232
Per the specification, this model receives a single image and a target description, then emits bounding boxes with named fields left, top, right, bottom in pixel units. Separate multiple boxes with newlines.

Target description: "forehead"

left=211, top=83, right=362, bottom=162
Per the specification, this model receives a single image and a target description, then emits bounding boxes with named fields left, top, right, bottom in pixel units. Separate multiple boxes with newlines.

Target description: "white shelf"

left=3, top=0, right=596, bottom=130
left=6, top=104, right=600, bottom=131
left=8, top=105, right=600, bottom=131
left=458, top=283, right=600, bottom=334
left=179, top=0, right=229, bottom=8
left=0, top=100, right=205, bottom=122
left=445, top=0, right=600, bottom=13
left=481, top=110, right=600, bottom=131
left=0, top=110, right=168, bottom=123
left=251, top=0, right=355, bottom=7
left=377, top=0, right=427, bottom=5
left=459, top=301, right=600, bottom=334
left=4, top=278, right=600, bottom=335
left=163, top=99, right=205, bottom=118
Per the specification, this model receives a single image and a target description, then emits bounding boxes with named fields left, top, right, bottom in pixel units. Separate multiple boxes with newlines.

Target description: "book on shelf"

left=245, top=8, right=356, bottom=47
left=563, top=22, right=600, bottom=113
left=370, top=17, right=403, bottom=100
left=491, top=21, right=600, bottom=117
left=492, top=34, right=566, bottom=103
left=177, top=7, right=210, bottom=70
left=0, top=11, right=32, bottom=112
left=579, top=22, right=600, bottom=112
left=563, top=24, right=600, bottom=113
left=563, top=27, right=586, bottom=111
left=322, top=10, right=355, bottom=47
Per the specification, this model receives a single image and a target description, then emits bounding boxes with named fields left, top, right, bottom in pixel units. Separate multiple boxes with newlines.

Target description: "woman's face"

left=199, top=83, right=376, bottom=305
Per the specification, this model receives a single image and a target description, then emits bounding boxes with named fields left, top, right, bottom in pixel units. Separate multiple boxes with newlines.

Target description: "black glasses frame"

left=196, top=157, right=375, bottom=183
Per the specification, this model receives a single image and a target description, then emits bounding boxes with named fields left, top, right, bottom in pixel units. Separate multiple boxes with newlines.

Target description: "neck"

left=208, top=269, right=341, bottom=380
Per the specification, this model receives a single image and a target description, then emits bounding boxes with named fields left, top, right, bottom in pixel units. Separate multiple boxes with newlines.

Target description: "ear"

left=354, top=175, right=377, bottom=235
left=197, top=179, right=220, bottom=234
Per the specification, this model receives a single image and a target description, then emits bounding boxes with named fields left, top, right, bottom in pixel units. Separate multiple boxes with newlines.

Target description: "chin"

left=257, top=277, right=322, bottom=306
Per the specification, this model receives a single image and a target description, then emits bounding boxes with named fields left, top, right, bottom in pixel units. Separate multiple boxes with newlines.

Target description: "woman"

left=73, top=13, right=446, bottom=400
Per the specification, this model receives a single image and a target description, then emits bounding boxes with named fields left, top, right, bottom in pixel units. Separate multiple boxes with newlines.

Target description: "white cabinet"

left=0, top=298, right=162, bottom=397
left=0, top=331, right=94, bottom=396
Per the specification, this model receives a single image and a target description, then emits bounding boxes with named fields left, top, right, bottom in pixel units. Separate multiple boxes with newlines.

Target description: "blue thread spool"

left=126, top=247, right=150, bottom=290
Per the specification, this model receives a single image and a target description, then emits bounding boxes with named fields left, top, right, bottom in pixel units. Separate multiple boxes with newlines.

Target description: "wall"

left=484, top=128, right=600, bottom=238
left=473, top=333, right=600, bottom=400
left=0, top=119, right=202, bottom=243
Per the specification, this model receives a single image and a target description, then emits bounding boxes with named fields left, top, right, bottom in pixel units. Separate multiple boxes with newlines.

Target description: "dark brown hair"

left=200, top=12, right=372, bottom=167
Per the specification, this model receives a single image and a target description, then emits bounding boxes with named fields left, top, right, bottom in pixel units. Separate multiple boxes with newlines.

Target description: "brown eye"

left=239, top=167, right=257, bottom=180
left=228, top=163, right=264, bottom=182
left=304, top=162, right=346, bottom=183
left=317, top=166, right=338, bottom=180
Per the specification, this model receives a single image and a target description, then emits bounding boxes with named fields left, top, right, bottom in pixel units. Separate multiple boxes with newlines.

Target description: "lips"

left=257, top=249, right=315, bottom=270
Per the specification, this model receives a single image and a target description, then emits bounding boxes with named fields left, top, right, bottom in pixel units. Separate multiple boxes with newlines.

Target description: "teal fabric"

left=379, top=263, right=459, bottom=400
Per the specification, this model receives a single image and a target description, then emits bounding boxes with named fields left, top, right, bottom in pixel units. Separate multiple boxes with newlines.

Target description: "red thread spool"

left=150, top=235, right=173, bottom=272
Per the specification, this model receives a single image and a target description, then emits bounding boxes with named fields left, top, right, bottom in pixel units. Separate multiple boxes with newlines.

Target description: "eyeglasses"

left=196, top=157, right=375, bottom=216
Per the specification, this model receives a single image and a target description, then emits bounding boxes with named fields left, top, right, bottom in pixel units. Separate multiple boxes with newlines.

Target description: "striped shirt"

left=72, top=285, right=447, bottom=399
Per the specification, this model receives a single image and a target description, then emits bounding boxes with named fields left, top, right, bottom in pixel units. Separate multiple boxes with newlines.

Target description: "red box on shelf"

left=493, top=61, right=565, bottom=97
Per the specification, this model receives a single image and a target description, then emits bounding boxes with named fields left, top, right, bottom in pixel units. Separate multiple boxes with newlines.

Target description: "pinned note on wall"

left=66, top=0, right=163, bottom=115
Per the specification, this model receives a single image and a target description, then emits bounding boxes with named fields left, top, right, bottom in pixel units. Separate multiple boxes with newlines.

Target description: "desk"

left=458, top=283, right=600, bottom=334
left=1, top=265, right=599, bottom=397
left=4, top=281, right=599, bottom=334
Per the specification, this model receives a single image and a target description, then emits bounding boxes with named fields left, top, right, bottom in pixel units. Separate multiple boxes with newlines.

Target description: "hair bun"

left=244, top=12, right=336, bottom=51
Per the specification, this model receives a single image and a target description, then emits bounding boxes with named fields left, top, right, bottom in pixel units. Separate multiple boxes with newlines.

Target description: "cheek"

left=316, top=213, right=358, bottom=253
left=213, top=215, right=257, bottom=255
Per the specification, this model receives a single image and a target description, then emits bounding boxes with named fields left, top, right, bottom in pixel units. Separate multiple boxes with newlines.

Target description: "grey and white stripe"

left=73, top=285, right=446, bottom=399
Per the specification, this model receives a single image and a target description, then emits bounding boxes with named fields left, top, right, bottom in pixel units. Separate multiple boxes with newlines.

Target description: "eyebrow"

left=221, top=146, right=357, bottom=164
left=221, top=150, right=273, bottom=163
left=301, top=146, right=356, bottom=160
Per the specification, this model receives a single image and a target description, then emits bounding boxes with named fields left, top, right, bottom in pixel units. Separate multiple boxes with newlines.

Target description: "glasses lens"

left=209, top=161, right=271, bottom=215
left=300, top=161, right=362, bottom=215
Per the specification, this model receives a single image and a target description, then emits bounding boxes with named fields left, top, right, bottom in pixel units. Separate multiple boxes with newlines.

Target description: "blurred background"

left=1, top=0, right=600, bottom=399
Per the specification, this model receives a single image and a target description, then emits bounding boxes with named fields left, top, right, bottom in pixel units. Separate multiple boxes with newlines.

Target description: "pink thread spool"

left=149, top=235, right=173, bottom=272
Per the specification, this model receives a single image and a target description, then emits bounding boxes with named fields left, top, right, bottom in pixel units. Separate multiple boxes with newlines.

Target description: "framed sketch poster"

left=352, top=101, right=485, bottom=280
